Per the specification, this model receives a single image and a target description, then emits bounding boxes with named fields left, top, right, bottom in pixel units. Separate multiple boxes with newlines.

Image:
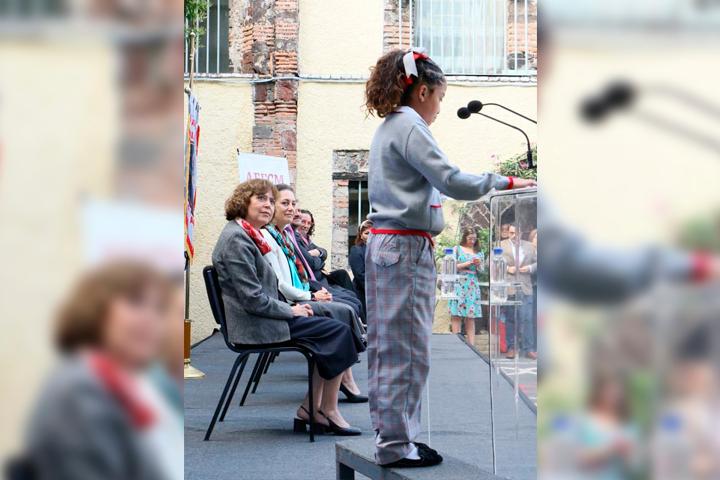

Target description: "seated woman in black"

left=349, top=220, right=372, bottom=318
left=212, top=179, right=361, bottom=435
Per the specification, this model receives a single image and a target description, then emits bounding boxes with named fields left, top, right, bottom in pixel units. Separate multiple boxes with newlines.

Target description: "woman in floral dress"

left=448, top=228, right=483, bottom=346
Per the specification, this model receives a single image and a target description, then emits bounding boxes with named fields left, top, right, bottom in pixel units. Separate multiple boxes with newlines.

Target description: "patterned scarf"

left=284, top=225, right=316, bottom=281
left=265, top=224, right=309, bottom=290
left=236, top=219, right=271, bottom=255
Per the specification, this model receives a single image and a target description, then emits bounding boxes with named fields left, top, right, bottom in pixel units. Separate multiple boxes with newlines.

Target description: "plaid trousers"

left=365, top=233, right=436, bottom=465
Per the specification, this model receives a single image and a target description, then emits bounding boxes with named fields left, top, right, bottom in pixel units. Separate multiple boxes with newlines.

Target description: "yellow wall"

left=298, top=0, right=383, bottom=76
left=541, top=43, right=720, bottom=246
left=0, top=41, right=115, bottom=456
left=185, top=81, right=254, bottom=342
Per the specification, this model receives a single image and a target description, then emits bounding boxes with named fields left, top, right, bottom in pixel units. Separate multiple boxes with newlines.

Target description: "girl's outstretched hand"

left=511, top=177, right=537, bottom=189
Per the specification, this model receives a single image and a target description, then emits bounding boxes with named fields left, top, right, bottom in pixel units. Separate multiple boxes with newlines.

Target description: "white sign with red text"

left=237, top=152, right=290, bottom=185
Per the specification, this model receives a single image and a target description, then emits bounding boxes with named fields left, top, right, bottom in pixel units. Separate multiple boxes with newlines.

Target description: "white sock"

left=404, top=444, right=420, bottom=460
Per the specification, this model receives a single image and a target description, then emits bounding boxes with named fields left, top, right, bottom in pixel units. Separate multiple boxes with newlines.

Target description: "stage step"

left=336, top=439, right=507, bottom=480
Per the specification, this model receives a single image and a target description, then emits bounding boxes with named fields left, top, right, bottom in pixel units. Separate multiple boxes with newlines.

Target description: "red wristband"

left=691, top=251, right=712, bottom=282
left=506, top=176, right=515, bottom=190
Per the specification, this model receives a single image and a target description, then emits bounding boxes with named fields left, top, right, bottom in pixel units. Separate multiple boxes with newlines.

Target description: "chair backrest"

left=203, top=265, right=226, bottom=329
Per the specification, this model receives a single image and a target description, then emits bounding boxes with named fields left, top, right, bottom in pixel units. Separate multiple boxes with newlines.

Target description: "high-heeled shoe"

left=339, top=383, right=368, bottom=403
left=318, top=410, right=361, bottom=436
left=293, top=406, right=327, bottom=435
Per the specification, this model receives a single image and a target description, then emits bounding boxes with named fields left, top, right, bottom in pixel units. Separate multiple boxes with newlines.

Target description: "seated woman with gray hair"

left=212, top=179, right=362, bottom=436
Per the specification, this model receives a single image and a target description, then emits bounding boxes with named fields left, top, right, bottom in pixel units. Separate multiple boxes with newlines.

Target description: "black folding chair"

left=202, top=266, right=317, bottom=442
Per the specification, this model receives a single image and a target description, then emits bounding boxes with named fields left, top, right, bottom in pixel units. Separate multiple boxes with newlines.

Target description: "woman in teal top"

left=448, top=228, right=484, bottom=346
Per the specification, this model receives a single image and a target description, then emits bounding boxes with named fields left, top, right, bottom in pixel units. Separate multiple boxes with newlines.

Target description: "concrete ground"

left=433, top=299, right=537, bottom=406
left=185, top=333, right=536, bottom=480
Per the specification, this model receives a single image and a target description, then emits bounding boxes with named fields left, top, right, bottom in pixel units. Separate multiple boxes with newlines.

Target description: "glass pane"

left=433, top=188, right=537, bottom=478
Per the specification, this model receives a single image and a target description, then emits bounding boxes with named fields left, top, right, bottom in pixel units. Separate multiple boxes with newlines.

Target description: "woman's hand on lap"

left=314, top=288, right=333, bottom=302
left=292, top=304, right=313, bottom=317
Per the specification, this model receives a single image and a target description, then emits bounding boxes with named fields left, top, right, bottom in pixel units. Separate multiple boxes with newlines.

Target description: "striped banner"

left=184, top=93, right=200, bottom=264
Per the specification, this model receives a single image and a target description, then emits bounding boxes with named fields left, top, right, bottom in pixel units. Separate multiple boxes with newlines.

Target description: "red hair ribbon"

left=403, top=48, right=430, bottom=86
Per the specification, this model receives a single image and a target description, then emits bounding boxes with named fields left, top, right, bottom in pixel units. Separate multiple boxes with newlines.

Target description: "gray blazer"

left=212, top=220, right=294, bottom=345
left=368, top=106, right=510, bottom=236
left=24, top=356, right=163, bottom=480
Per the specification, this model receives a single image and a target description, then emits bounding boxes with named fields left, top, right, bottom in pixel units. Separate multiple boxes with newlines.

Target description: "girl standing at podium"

left=363, top=48, right=535, bottom=468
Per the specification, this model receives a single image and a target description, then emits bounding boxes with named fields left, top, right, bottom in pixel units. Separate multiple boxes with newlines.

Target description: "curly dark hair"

left=365, top=49, right=445, bottom=118
left=299, top=209, right=315, bottom=238
left=225, top=179, right=278, bottom=221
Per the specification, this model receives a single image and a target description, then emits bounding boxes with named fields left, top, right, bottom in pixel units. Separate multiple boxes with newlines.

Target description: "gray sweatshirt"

left=368, top=106, right=511, bottom=236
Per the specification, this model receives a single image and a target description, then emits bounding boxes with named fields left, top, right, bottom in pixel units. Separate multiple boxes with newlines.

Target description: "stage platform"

left=185, top=333, right=536, bottom=480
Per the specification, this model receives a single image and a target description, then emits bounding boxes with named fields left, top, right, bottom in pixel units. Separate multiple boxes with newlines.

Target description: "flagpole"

left=184, top=31, right=205, bottom=380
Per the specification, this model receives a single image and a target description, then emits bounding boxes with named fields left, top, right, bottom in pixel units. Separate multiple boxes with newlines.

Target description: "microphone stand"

left=473, top=112, right=536, bottom=169
left=481, top=103, right=537, bottom=124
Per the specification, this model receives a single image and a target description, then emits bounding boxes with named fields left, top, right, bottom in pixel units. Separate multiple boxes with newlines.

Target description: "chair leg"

left=204, top=354, right=244, bottom=441
left=240, top=353, right=264, bottom=406
left=251, top=352, right=269, bottom=394
left=306, top=353, right=315, bottom=443
left=219, top=354, right=249, bottom=422
left=262, top=352, right=273, bottom=374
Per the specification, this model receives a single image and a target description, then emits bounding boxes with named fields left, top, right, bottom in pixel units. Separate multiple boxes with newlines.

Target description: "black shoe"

left=414, top=442, right=442, bottom=460
left=293, top=406, right=327, bottom=435
left=382, top=449, right=443, bottom=468
left=318, top=410, right=362, bottom=436
left=339, top=384, right=369, bottom=403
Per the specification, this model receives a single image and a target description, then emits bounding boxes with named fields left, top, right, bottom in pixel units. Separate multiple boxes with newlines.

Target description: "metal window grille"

left=348, top=180, right=371, bottom=251
left=185, top=0, right=231, bottom=75
left=0, top=0, right=66, bottom=17
left=414, top=0, right=536, bottom=75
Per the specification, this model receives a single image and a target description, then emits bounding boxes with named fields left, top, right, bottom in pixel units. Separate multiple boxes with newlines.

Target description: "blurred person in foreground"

left=7, top=262, right=182, bottom=480
left=653, top=323, right=720, bottom=479
left=578, top=374, right=640, bottom=480
left=542, top=373, right=640, bottom=480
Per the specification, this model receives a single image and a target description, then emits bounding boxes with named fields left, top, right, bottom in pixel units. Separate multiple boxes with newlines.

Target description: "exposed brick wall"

left=229, top=0, right=299, bottom=180
left=331, top=179, right=350, bottom=270
left=383, top=0, right=413, bottom=52
left=331, top=150, right=369, bottom=270
left=333, top=150, right=369, bottom=178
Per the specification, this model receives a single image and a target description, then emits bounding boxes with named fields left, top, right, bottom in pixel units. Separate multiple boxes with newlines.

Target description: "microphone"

left=468, top=100, right=483, bottom=114
left=466, top=100, right=537, bottom=124
left=457, top=107, right=471, bottom=119
left=458, top=103, right=535, bottom=170
left=581, top=80, right=637, bottom=123
left=579, top=80, right=720, bottom=153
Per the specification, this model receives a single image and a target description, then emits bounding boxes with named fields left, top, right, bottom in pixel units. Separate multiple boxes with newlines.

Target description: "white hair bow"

left=402, top=47, right=429, bottom=85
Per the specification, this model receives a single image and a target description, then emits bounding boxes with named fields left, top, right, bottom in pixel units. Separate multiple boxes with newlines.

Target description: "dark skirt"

left=287, top=315, right=359, bottom=380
